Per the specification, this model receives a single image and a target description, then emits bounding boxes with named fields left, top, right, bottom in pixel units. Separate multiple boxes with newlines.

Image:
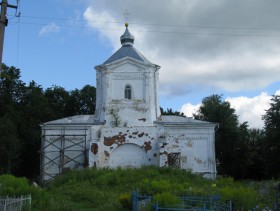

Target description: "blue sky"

left=3, top=0, right=280, bottom=128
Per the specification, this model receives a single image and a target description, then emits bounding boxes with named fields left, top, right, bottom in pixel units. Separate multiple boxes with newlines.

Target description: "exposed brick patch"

left=138, top=118, right=146, bottom=122
left=104, top=134, right=126, bottom=146
left=91, top=143, right=98, bottom=155
left=143, top=141, right=152, bottom=151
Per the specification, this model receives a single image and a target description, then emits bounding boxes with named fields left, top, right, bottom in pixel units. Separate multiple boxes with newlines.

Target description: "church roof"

left=41, top=115, right=103, bottom=126
left=155, top=115, right=218, bottom=127
left=103, top=45, right=152, bottom=65
left=102, top=23, right=153, bottom=65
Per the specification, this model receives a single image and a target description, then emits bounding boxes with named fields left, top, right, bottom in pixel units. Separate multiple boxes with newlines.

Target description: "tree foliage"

left=262, top=95, right=280, bottom=178
left=160, top=107, right=185, bottom=116
left=194, top=95, right=251, bottom=179
left=0, top=64, right=96, bottom=179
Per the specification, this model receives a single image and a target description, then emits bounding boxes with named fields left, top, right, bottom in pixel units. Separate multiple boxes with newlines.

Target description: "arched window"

left=124, top=85, right=132, bottom=99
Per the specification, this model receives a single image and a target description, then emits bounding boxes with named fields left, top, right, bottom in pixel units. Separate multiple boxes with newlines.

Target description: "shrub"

left=118, top=193, right=132, bottom=210
left=153, top=192, right=180, bottom=207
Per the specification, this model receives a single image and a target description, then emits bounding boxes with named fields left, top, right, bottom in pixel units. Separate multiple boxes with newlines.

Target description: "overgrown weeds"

left=0, top=167, right=278, bottom=210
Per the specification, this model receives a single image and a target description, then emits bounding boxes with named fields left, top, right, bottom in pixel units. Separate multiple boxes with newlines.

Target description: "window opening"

left=168, top=153, right=181, bottom=168
left=125, top=85, right=132, bottom=99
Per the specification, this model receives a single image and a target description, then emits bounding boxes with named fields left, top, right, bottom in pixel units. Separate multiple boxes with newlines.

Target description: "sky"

left=3, top=0, right=280, bottom=129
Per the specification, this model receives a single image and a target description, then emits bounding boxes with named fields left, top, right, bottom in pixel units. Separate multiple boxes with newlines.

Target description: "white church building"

left=40, top=24, right=217, bottom=183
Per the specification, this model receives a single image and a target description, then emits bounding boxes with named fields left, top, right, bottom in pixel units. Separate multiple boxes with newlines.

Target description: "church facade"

left=40, top=24, right=217, bottom=183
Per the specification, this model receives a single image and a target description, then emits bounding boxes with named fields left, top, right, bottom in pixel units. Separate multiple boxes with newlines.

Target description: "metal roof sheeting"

left=155, top=115, right=217, bottom=126
left=103, top=45, right=152, bottom=65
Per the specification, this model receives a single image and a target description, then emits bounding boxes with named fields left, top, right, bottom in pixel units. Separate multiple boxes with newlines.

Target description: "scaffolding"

left=40, top=127, right=88, bottom=184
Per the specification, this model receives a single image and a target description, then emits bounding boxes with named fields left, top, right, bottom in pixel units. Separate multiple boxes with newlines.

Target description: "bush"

left=118, top=193, right=132, bottom=210
left=153, top=192, right=180, bottom=207
left=0, top=168, right=276, bottom=210
left=0, top=174, right=32, bottom=195
left=220, top=186, right=258, bottom=210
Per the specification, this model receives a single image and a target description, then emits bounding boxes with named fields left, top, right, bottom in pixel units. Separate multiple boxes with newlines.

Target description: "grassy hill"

left=0, top=166, right=278, bottom=210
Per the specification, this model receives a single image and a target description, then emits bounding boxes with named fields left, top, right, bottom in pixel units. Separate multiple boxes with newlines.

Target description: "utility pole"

left=0, top=0, right=18, bottom=71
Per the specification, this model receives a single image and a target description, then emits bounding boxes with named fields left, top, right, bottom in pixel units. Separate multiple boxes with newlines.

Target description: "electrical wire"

left=15, top=21, right=280, bottom=38
left=19, top=15, right=280, bottom=32
left=6, top=14, right=280, bottom=37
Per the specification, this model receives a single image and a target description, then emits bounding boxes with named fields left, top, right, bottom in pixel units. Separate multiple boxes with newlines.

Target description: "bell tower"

left=94, top=24, right=161, bottom=127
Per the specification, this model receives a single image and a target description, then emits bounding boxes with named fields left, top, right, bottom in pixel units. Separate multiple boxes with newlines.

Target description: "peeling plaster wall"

left=88, top=126, right=159, bottom=168
left=86, top=124, right=216, bottom=179
left=157, top=126, right=216, bottom=179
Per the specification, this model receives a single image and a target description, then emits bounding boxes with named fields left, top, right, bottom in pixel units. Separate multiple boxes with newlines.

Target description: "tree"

left=16, top=81, right=51, bottom=178
left=160, top=107, right=185, bottom=117
left=44, top=86, right=71, bottom=119
left=0, top=64, right=26, bottom=116
left=0, top=115, right=21, bottom=174
left=262, top=95, right=280, bottom=178
left=79, top=85, right=96, bottom=114
left=246, top=128, right=266, bottom=179
left=0, top=65, right=25, bottom=175
left=0, top=64, right=98, bottom=179
left=194, top=94, right=250, bottom=179
left=68, top=85, right=96, bottom=115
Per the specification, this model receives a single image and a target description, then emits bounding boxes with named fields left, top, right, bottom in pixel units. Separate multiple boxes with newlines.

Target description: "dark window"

left=125, top=85, right=132, bottom=99
left=168, top=153, right=181, bottom=168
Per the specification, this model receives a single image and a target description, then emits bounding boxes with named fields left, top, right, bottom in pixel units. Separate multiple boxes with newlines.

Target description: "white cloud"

left=180, top=103, right=201, bottom=118
left=83, top=1, right=280, bottom=96
left=180, top=90, right=280, bottom=129
left=39, top=23, right=60, bottom=36
left=83, top=1, right=280, bottom=128
left=226, top=93, right=272, bottom=128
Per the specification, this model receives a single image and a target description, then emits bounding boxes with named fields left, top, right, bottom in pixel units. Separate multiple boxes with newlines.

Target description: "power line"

left=14, top=21, right=280, bottom=38
left=19, top=14, right=280, bottom=32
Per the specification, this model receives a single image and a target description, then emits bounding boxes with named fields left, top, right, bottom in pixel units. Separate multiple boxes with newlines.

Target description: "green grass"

left=0, top=167, right=278, bottom=210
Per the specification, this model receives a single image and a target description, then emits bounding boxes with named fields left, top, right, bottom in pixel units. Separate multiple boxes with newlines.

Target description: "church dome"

left=120, top=23, right=134, bottom=45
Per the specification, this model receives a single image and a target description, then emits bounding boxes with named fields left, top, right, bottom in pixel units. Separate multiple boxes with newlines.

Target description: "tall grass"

left=0, top=167, right=277, bottom=210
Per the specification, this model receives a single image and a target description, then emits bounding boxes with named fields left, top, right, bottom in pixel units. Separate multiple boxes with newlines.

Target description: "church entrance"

left=109, top=144, right=148, bottom=168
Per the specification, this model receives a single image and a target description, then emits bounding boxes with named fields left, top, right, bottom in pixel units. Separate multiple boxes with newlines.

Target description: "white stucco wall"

left=157, top=125, right=217, bottom=179
left=95, top=59, right=160, bottom=127
left=89, top=126, right=159, bottom=168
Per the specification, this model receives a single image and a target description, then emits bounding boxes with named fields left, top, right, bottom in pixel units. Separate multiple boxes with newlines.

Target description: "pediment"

left=105, top=57, right=147, bottom=72
left=112, top=60, right=145, bottom=72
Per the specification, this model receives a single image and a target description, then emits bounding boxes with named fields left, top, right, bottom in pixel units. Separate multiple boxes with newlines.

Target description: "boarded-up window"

left=168, top=153, right=180, bottom=168
left=124, top=85, right=132, bottom=99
